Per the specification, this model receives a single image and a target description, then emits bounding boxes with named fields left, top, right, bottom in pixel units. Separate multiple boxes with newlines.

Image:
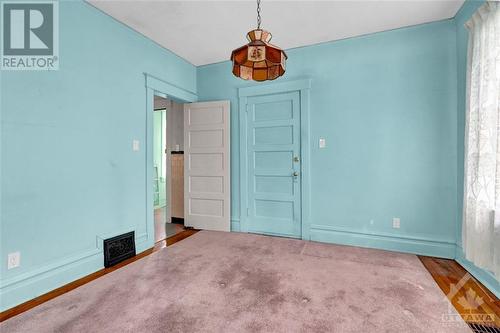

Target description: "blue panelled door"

left=245, top=91, right=301, bottom=238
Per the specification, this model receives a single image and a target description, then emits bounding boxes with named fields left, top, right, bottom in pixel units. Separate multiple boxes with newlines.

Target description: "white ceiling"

left=88, top=0, right=465, bottom=66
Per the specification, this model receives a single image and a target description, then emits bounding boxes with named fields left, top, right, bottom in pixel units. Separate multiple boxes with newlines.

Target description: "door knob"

left=293, top=171, right=299, bottom=177
left=293, top=156, right=300, bottom=162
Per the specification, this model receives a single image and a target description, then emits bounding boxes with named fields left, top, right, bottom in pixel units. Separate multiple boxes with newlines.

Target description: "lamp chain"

left=257, top=0, right=261, bottom=29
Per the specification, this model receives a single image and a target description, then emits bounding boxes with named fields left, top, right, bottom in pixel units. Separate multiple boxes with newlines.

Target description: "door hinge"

left=247, top=208, right=250, bottom=215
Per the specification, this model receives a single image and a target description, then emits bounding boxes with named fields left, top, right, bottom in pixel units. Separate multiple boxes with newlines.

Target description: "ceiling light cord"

left=257, top=0, right=262, bottom=29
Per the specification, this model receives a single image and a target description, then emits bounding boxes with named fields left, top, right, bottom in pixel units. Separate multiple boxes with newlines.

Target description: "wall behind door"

left=167, top=101, right=184, bottom=152
left=165, top=99, right=184, bottom=222
left=197, top=19, right=458, bottom=256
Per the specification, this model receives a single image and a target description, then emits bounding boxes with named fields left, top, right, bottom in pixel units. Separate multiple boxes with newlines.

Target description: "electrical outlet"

left=319, top=138, right=326, bottom=148
left=392, top=217, right=401, bottom=229
left=132, top=140, right=140, bottom=151
left=7, top=252, right=20, bottom=269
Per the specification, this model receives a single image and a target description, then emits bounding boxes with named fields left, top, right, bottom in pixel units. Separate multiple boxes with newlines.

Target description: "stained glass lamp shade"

left=230, top=29, right=287, bottom=81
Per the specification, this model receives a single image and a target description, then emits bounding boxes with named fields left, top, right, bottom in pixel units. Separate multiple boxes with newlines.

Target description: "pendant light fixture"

left=230, top=0, right=287, bottom=81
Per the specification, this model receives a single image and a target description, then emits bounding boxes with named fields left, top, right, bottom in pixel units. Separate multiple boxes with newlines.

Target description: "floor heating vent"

left=103, top=231, right=136, bottom=267
left=468, top=323, right=500, bottom=333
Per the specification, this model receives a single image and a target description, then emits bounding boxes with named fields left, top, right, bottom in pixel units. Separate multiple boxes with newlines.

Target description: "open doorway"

left=146, top=74, right=231, bottom=245
left=153, top=95, right=185, bottom=242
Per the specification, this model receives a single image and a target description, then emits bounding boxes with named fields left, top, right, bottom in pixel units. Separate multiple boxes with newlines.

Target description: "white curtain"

left=463, top=1, right=500, bottom=281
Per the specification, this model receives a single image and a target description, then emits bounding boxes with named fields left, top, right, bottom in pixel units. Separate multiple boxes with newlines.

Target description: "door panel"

left=189, top=129, right=224, bottom=148
left=184, top=101, right=230, bottom=231
left=254, top=126, right=293, bottom=145
left=246, top=92, right=301, bottom=237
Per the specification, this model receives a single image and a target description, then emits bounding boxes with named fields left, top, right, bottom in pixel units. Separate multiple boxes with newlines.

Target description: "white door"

left=184, top=101, right=230, bottom=231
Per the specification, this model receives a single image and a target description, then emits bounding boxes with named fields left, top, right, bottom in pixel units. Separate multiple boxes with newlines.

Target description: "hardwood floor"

left=418, top=256, right=499, bottom=329
left=152, top=228, right=199, bottom=252
left=0, top=229, right=198, bottom=322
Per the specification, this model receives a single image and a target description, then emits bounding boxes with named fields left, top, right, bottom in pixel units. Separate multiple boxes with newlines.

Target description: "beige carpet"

left=1, top=231, right=470, bottom=332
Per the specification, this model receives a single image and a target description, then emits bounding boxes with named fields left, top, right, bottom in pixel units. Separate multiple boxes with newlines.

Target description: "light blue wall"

left=0, top=1, right=196, bottom=310
left=198, top=20, right=459, bottom=257
left=2, top=0, right=498, bottom=312
left=454, top=0, right=499, bottom=298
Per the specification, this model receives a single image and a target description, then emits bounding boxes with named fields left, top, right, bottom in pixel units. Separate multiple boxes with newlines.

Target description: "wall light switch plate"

left=132, top=140, right=140, bottom=152
left=8, top=252, right=20, bottom=269
left=319, top=138, right=326, bottom=148
left=392, top=218, right=401, bottom=229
